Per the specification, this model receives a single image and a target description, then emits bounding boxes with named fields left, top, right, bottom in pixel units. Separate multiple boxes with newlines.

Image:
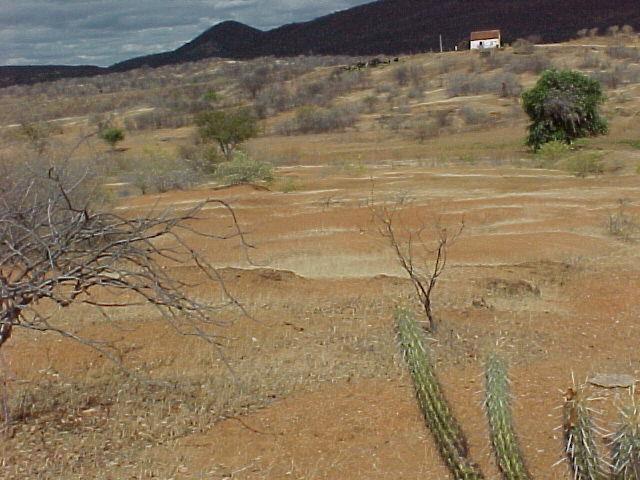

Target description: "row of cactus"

left=396, top=307, right=640, bottom=480
left=484, top=353, right=532, bottom=480
left=395, top=307, right=485, bottom=480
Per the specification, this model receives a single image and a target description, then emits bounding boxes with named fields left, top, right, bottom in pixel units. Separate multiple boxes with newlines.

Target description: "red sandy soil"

left=3, top=164, right=640, bottom=479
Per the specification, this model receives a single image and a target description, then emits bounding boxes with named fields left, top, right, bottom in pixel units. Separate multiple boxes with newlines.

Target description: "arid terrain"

left=2, top=34, right=640, bottom=479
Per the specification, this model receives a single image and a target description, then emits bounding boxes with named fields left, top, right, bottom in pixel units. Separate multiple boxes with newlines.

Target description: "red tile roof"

left=470, top=30, right=501, bottom=41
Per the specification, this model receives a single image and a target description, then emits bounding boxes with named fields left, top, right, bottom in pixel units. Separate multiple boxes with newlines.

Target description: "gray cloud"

left=0, top=0, right=371, bottom=66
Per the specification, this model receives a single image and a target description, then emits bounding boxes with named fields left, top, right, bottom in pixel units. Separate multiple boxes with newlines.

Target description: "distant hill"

left=0, top=65, right=107, bottom=88
left=3, top=0, right=640, bottom=87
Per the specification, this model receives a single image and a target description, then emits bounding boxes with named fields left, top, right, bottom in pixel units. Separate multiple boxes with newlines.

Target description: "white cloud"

left=0, top=0, right=370, bottom=66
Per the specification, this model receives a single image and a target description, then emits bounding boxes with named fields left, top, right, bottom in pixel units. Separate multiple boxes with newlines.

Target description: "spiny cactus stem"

left=484, top=354, right=532, bottom=480
left=563, top=386, right=606, bottom=480
left=396, top=308, right=485, bottom=480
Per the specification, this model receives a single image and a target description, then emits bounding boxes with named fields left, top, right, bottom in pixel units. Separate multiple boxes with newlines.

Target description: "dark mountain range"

left=3, top=0, right=640, bottom=88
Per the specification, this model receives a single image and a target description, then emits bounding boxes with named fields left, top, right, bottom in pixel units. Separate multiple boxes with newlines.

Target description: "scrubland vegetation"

left=2, top=29, right=640, bottom=479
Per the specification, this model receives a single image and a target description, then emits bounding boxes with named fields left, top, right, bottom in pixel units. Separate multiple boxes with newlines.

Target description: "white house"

left=470, top=30, right=501, bottom=50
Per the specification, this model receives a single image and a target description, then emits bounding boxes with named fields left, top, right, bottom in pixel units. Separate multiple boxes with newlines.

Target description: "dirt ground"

left=3, top=158, right=640, bottom=479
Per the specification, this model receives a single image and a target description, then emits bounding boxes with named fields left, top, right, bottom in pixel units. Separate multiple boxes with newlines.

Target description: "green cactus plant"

left=611, top=396, right=640, bottom=480
left=563, top=385, right=607, bottom=480
left=484, top=354, right=532, bottom=480
left=396, top=307, right=485, bottom=480
left=395, top=307, right=638, bottom=480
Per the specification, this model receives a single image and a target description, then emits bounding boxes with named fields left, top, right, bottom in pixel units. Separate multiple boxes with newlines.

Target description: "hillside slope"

left=3, top=0, right=640, bottom=86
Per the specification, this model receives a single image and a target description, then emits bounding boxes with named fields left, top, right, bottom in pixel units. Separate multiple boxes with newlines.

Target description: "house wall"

left=470, top=38, right=500, bottom=50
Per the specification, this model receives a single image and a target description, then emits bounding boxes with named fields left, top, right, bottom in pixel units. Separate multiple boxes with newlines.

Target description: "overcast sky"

left=1, top=0, right=371, bottom=66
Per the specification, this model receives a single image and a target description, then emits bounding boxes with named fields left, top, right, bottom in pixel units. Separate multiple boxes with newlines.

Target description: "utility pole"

left=439, top=34, right=443, bottom=53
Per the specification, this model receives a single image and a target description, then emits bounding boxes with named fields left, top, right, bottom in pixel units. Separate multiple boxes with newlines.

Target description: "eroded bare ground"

left=3, top=164, right=640, bottom=479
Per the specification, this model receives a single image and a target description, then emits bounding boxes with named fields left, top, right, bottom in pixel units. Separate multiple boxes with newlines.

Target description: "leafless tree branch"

left=0, top=153, right=250, bottom=354
left=370, top=196, right=463, bottom=332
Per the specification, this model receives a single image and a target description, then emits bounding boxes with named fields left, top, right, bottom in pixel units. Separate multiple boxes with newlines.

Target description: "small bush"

left=484, top=50, right=511, bottom=70
left=126, top=152, right=199, bottom=194
left=506, top=53, right=551, bottom=74
left=124, top=109, right=192, bottom=131
left=606, top=45, right=640, bottom=61
left=411, top=120, right=439, bottom=142
left=407, top=86, right=425, bottom=100
left=99, top=127, right=125, bottom=149
left=607, top=199, right=638, bottom=240
left=512, top=39, right=535, bottom=55
left=622, top=139, right=640, bottom=149
left=447, top=72, right=522, bottom=98
left=537, top=140, right=571, bottom=162
left=276, top=177, right=301, bottom=193
left=591, top=64, right=628, bottom=89
left=565, top=153, right=604, bottom=177
left=254, top=83, right=292, bottom=118
left=214, top=152, right=273, bottom=185
left=362, top=95, right=379, bottom=113
left=580, top=52, right=609, bottom=69
left=460, top=105, right=491, bottom=126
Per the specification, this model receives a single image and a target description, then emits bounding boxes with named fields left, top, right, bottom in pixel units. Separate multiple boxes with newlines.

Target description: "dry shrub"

left=123, top=109, right=192, bottom=131
left=276, top=104, right=360, bottom=135
left=460, top=105, right=492, bottom=127
left=407, top=86, right=425, bottom=100
left=447, top=72, right=522, bottom=98
left=506, top=53, right=551, bottom=74
left=293, top=69, right=370, bottom=107
left=483, top=49, right=511, bottom=70
left=410, top=120, right=439, bottom=142
left=608, top=199, right=639, bottom=240
left=607, top=45, right=640, bottom=61
left=580, top=52, right=610, bottom=69
left=214, top=151, right=273, bottom=185
left=393, top=63, right=426, bottom=87
left=592, top=63, right=640, bottom=89
left=438, top=56, right=459, bottom=74
left=512, top=39, right=535, bottom=55
left=564, top=153, right=604, bottom=177
left=362, top=94, right=379, bottom=113
left=254, top=83, right=293, bottom=118
left=122, top=150, right=201, bottom=194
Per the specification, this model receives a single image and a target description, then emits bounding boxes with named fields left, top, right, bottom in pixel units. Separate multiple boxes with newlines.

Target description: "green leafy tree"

left=522, top=69, right=608, bottom=151
left=99, top=127, right=125, bottom=150
left=196, top=109, right=258, bottom=161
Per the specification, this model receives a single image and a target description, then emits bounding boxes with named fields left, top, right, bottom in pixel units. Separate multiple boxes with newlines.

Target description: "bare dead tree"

left=0, top=154, right=251, bottom=359
left=371, top=198, right=463, bottom=332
